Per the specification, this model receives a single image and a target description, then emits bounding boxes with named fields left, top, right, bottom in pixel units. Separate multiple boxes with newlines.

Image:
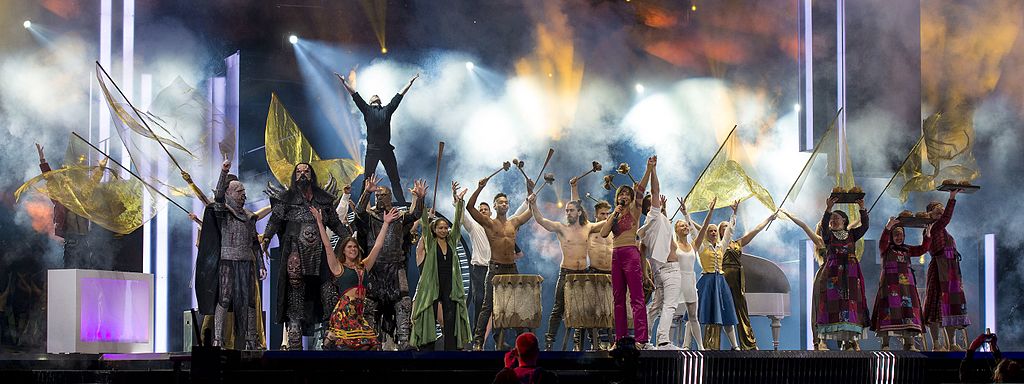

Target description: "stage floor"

left=0, top=349, right=1015, bottom=383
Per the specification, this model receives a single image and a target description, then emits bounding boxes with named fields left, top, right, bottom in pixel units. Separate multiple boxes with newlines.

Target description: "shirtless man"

left=527, top=182, right=607, bottom=351
left=469, top=173, right=534, bottom=350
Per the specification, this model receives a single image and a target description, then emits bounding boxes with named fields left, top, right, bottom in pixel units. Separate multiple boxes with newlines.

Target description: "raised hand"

left=343, top=184, right=352, bottom=195
left=411, top=179, right=429, bottom=198
left=677, top=197, right=687, bottom=214
left=364, top=174, right=382, bottom=193
left=886, top=216, right=897, bottom=229
left=708, top=196, right=718, bottom=212
left=222, top=159, right=231, bottom=172
left=569, top=176, right=579, bottom=186
left=383, top=207, right=401, bottom=223
left=308, top=206, right=323, bottom=224
left=730, top=200, right=740, bottom=212
left=98, top=157, right=108, bottom=168
left=35, top=143, right=44, bottom=162
left=949, top=189, right=959, bottom=199
left=457, top=188, right=468, bottom=200
left=647, top=155, right=657, bottom=167
left=659, top=195, right=668, bottom=208
left=478, top=177, right=490, bottom=188
left=855, top=198, right=865, bottom=209
left=826, top=196, right=839, bottom=210
left=526, top=193, right=537, bottom=204
left=526, top=178, right=536, bottom=192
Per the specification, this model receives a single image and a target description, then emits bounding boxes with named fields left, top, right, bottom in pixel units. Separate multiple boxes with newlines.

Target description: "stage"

left=0, top=349, right=1014, bottom=383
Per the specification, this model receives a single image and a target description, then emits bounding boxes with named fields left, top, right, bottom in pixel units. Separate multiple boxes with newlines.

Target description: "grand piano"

left=738, top=252, right=791, bottom=350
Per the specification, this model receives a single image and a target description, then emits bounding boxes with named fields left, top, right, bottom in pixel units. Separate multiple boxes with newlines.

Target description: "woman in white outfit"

left=671, top=198, right=713, bottom=350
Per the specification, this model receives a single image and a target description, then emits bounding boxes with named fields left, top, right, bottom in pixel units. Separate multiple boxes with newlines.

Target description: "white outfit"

left=641, top=210, right=680, bottom=346
left=675, top=246, right=699, bottom=303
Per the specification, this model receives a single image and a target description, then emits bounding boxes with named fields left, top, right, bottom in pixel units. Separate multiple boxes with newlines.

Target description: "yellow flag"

left=834, top=127, right=865, bottom=260
left=686, top=127, right=776, bottom=213
left=15, top=136, right=160, bottom=235
left=265, top=93, right=363, bottom=190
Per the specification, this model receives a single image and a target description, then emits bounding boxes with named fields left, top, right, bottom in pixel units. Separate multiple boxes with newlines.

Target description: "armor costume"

left=264, top=164, right=349, bottom=350
left=354, top=186, right=423, bottom=350
left=195, top=169, right=264, bottom=349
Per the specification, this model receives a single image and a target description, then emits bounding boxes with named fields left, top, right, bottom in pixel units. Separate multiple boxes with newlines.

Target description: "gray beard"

left=226, top=196, right=248, bottom=220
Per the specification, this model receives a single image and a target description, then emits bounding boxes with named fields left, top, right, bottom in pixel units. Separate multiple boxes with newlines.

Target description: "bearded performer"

left=262, top=163, right=350, bottom=350
left=354, top=174, right=427, bottom=350
left=195, top=159, right=267, bottom=349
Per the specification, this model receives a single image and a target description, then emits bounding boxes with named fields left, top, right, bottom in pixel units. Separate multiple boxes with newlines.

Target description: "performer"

left=462, top=196, right=528, bottom=331
left=411, top=182, right=472, bottom=351
left=779, top=209, right=828, bottom=350
left=871, top=217, right=930, bottom=351
left=693, top=199, right=743, bottom=350
left=35, top=143, right=99, bottom=269
left=354, top=175, right=427, bottom=350
left=528, top=180, right=606, bottom=351
left=315, top=201, right=395, bottom=350
left=262, top=163, right=349, bottom=350
left=641, top=193, right=681, bottom=350
left=598, top=159, right=653, bottom=348
left=816, top=196, right=870, bottom=350
left=702, top=207, right=776, bottom=350
left=570, top=179, right=614, bottom=349
left=468, top=173, right=534, bottom=350
left=195, top=159, right=267, bottom=349
left=670, top=199, right=713, bottom=350
left=337, top=72, right=419, bottom=204
left=923, top=189, right=967, bottom=351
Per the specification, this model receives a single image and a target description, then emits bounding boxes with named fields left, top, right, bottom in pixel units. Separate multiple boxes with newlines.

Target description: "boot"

left=213, top=305, right=227, bottom=347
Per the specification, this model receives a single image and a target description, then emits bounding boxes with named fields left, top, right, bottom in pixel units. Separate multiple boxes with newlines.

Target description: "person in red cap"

left=493, top=332, right=558, bottom=384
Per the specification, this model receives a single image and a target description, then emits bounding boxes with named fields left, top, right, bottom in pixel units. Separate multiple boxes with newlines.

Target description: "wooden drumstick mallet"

left=430, top=141, right=445, bottom=214
left=533, top=148, right=555, bottom=185
left=534, top=173, right=556, bottom=194
left=585, top=192, right=601, bottom=204
left=484, top=160, right=512, bottom=181
left=574, top=161, right=603, bottom=181
left=512, top=158, right=530, bottom=180
left=616, top=162, right=638, bottom=184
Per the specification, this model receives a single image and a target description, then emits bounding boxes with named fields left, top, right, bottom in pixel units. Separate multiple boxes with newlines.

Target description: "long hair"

left=565, top=200, right=588, bottom=226
left=337, top=236, right=365, bottom=265
left=614, top=185, right=634, bottom=205
left=290, top=162, right=319, bottom=190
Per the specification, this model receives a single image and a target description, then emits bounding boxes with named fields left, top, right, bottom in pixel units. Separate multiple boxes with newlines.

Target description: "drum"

left=492, top=274, right=544, bottom=329
left=563, top=274, right=613, bottom=329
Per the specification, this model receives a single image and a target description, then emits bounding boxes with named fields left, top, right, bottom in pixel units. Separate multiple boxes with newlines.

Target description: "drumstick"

left=574, top=161, right=603, bottom=181
left=431, top=141, right=444, bottom=211
left=534, top=148, right=555, bottom=184
left=512, top=159, right=530, bottom=180
left=585, top=192, right=600, bottom=204
left=484, top=161, right=512, bottom=181
left=534, top=173, right=555, bottom=194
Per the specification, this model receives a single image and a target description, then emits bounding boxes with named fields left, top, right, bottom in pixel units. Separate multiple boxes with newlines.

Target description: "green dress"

left=410, top=200, right=472, bottom=348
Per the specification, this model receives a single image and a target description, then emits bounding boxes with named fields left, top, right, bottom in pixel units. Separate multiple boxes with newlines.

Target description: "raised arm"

left=510, top=178, right=536, bottom=228
left=354, top=174, right=381, bottom=222
left=335, top=185, right=353, bottom=222
left=781, top=209, right=824, bottom=249
left=569, top=176, right=581, bottom=202
left=416, top=202, right=432, bottom=267
left=404, top=179, right=428, bottom=226
left=692, top=198, right=717, bottom=252
left=310, top=206, right=342, bottom=276
left=849, top=199, right=869, bottom=241
left=399, top=73, right=419, bottom=96
left=450, top=183, right=466, bottom=246
left=213, top=160, right=231, bottom=204
left=648, top=157, right=660, bottom=210
left=527, top=194, right=560, bottom=233
left=721, top=200, right=738, bottom=244
left=466, top=177, right=491, bottom=227
left=737, top=211, right=777, bottom=247
left=335, top=72, right=357, bottom=95
left=364, top=208, right=400, bottom=271
left=879, top=217, right=895, bottom=254
left=908, top=225, right=932, bottom=257
left=819, top=196, right=838, bottom=242
left=934, top=190, right=958, bottom=232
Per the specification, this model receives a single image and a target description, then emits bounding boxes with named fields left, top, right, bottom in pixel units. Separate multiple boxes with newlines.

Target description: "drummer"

left=468, top=172, right=535, bottom=351
left=527, top=176, right=609, bottom=351
left=569, top=177, right=614, bottom=349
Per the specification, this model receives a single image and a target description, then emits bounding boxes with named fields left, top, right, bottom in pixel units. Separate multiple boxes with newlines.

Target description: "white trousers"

left=646, top=259, right=681, bottom=346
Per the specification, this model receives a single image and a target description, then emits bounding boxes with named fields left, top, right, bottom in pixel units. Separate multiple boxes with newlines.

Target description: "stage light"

left=793, top=103, right=801, bottom=112
left=692, top=5, right=697, bottom=11
left=466, top=61, right=475, bottom=70
left=635, top=83, right=645, bottom=94
left=289, top=35, right=298, bottom=44
left=381, top=47, right=388, bottom=54
left=23, top=20, right=31, bottom=29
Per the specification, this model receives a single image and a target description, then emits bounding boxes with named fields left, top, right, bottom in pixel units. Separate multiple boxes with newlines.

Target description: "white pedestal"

left=47, top=269, right=154, bottom=354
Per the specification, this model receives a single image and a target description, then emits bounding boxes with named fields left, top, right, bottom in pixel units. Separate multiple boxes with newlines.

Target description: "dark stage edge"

left=0, top=349, right=1017, bottom=384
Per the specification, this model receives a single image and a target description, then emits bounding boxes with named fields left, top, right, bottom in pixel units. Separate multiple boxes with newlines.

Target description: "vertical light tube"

left=140, top=74, right=152, bottom=275
left=803, top=0, right=814, bottom=150
left=836, top=0, right=847, bottom=172
left=120, top=0, right=134, bottom=179
left=985, top=234, right=996, bottom=333
left=805, top=239, right=815, bottom=350
left=99, top=0, right=112, bottom=153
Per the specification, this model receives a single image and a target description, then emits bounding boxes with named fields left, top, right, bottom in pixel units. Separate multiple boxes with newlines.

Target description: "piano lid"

left=739, top=253, right=790, bottom=294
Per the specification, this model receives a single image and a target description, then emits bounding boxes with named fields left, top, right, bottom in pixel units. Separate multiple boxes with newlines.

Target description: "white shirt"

left=639, top=210, right=673, bottom=263
left=462, top=200, right=528, bottom=266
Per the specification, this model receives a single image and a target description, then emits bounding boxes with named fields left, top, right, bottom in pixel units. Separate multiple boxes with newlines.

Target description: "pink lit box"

left=47, top=269, right=154, bottom=353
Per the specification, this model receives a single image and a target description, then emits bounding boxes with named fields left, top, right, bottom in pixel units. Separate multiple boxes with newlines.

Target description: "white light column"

left=984, top=234, right=996, bottom=333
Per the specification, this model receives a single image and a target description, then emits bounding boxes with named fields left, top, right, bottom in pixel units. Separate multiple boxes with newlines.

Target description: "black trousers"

left=363, top=148, right=406, bottom=204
